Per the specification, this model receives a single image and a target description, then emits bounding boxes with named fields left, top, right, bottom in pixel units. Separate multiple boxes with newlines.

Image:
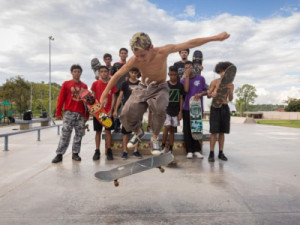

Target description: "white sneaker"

left=194, top=152, right=204, bottom=159
left=186, top=152, right=193, bottom=159
left=151, top=137, right=162, bottom=156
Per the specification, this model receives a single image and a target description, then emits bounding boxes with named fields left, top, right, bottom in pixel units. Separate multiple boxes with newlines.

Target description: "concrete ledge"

left=15, top=118, right=51, bottom=130
left=102, top=132, right=211, bottom=155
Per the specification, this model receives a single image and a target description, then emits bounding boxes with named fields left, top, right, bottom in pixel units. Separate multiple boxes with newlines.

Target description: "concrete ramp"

left=231, top=117, right=246, bottom=124
left=245, top=117, right=257, bottom=124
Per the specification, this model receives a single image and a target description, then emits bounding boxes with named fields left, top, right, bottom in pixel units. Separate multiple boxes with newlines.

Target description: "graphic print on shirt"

left=71, top=86, right=83, bottom=101
left=194, top=80, right=200, bottom=87
left=169, top=89, right=180, bottom=103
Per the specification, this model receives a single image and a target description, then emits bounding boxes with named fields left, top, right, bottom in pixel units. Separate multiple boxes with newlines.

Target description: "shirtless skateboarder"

left=100, top=32, right=230, bottom=156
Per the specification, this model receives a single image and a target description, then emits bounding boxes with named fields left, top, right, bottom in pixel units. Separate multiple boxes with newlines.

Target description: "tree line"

left=0, top=76, right=61, bottom=117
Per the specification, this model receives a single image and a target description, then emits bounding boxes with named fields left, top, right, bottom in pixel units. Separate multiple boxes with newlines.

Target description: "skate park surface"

left=0, top=119, right=300, bottom=225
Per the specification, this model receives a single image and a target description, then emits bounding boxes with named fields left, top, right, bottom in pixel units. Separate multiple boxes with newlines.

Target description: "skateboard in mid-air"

left=212, top=65, right=237, bottom=108
left=189, top=96, right=203, bottom=140
left=95, top=152, right=174, bottom=187
left=79, top=89, right=112, bottom=128
left=192, top=50, right=203, bottom=75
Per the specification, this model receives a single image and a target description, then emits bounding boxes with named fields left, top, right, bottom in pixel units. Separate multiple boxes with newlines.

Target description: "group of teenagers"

left=51, top=31, right=234, bottom=164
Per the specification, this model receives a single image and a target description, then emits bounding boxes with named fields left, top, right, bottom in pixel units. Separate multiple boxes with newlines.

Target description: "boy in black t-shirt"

left=161, top=66, right=184, bottom=153
left=111, top=48, right=129, bottom=133
left=113, top=67, right=142, bottom=159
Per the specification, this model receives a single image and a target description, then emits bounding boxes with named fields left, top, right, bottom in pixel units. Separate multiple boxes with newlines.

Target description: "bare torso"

left=131, top=47, right=168, bottom=84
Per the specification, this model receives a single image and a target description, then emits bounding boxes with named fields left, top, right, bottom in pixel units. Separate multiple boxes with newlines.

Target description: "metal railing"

left=0, top=125, right=61, bottom=151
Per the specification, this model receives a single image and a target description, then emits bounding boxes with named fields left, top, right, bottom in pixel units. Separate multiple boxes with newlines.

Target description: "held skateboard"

left=212, top=65, right=237, bottom=108
left=192, top=50, right=203, bottom=75
left=189, top=96, right=203, bottom=140
left=91, top=58, right=101, bottom=79
left=79, top=89, right=113, bottom=128
left=95, top=152, right=174, bottom=187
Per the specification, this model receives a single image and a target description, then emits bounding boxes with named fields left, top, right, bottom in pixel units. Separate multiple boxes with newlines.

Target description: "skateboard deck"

left=189, top=96, right=203, bottom=140
left=79, top=89, right=113, bottom=128
left=212, top=65, right=237, bottom=108
left=95, top=152, right=174, bottom=186
left=192, top=50, right=203, bottom=75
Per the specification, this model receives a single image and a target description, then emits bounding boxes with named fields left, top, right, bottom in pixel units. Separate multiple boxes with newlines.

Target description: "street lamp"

left=49, top=35, right=54, bottom=117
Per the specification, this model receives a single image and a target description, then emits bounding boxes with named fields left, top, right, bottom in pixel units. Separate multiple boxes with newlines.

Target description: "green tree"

left=235, top=84, right=258, bottom=115
left=0, top=76, right=30, bottom=115
left=285, top=98, right=300, bottom=112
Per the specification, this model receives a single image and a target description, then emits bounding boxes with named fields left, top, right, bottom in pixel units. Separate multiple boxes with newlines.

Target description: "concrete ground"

left=0, top=119, right=300, bottom=225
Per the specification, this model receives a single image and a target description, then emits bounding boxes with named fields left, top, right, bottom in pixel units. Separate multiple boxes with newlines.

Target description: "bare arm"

left=100, top=58, right=134, bottom=108
left=164, top=32, right=230, bottom=54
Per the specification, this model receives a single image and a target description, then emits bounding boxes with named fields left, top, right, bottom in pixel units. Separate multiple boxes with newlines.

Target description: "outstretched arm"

left=165, top=32, right=230, bottom=54
left=100, top=59, right=133, bottom=108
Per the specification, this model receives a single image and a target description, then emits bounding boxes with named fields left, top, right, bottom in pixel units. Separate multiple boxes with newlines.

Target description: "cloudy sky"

left=1, top=0, right=300, bottom=107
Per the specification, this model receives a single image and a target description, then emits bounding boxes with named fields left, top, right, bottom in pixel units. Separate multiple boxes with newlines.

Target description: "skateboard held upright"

left=189, top=96, right=203, bottom=140
left=212, top=65, right=237, bottom=108
left=192, top=50, right=203, bottom=75
left=79, top=89, right=112, bottom=128
left=95, top=152, right=174, bottom=187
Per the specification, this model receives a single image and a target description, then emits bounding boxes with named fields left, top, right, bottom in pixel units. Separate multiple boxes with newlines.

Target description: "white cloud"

left=0, top=0, right=299, bottom=105
left=178, top=5, right=196, bottom=18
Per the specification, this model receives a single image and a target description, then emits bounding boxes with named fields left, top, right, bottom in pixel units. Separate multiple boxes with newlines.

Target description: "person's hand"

left=194, top=93, right=202, bottom=101
left=227, top=83, right=234, bottom=91
left=177, top=112, right=182, bottom=121
left=113, top=110, right=117, bottom=118
left=99, top=94, right=107, bottom=109
left=216, top=32, right=230, bottom=41
left=185, top=65, right=193, bottom=78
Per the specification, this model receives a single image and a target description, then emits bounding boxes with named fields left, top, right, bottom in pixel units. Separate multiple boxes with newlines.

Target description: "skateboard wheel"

left=158, top=167, right=165, bottom=173
left=114, top=180, right=119, bottom=187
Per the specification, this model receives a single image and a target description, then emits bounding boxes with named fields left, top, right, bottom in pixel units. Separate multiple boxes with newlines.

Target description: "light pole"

left=49, top=35, right=54, bottom=117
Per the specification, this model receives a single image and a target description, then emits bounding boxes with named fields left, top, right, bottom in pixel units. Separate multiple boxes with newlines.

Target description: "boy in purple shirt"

left=181, top=61, right=207, bottom=159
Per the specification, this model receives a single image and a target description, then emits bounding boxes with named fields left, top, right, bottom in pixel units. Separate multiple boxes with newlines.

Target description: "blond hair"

left=130, top=32, right=152, bottom=51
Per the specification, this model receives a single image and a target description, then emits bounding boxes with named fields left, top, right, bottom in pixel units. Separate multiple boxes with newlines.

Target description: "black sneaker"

left=218, top=152, right=228, bottom=161
left=106, top=149, right=114, bottom=160
left=72, top=153, right=81, bottom=161
left=133, top=151, right=143, bottom=159
left=208, top=155, right=215, bottom=162
left=121, top=152, right=128, bottom=160
left=93, top=150, right=100, bottom=161
left=127, top=128, right=145, bottom=148
left=52, top=154, right=62, bottom=163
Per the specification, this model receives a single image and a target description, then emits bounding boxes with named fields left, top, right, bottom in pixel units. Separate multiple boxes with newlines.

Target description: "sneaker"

left=151, top=137, right=162, bottom=156
left=194, top=152, right=204, bottom=159
left=127, top=129, right=145, bottom=148
left=218, top=152, right=228, bottom=161
left=106, top=148, right=114, bottom=160
left=208, top=155, right=215, bottom=162
left=133, top=151, right=143, bottom=159
left=72, top=153, right=81, bottom=161
left=52, top=154, right=62, bottom=163
left=186, top=152, right=193, bottom=159
left=121, top=152, right=128, bottom=160
left=93, top=150, right=100, bottom=161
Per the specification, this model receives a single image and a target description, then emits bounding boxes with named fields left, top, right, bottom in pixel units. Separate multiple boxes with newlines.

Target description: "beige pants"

left=120, top=82, right=169, bottom=135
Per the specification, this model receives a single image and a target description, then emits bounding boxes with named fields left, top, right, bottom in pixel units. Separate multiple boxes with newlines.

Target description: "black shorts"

left=209, top=104, right=230, bottom=134
left=93, top=117, right=114, bottom=131
left=121, top=125, right=132, bottom=134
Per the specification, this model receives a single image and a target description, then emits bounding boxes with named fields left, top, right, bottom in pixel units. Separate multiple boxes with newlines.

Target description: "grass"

left=257, top=120, right=300, bottom=128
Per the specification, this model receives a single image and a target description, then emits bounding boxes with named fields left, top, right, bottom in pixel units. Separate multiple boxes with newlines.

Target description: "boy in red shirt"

left=52, top=64, right=89, bottom=163
left=91, top=66, right=117, bottom=160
